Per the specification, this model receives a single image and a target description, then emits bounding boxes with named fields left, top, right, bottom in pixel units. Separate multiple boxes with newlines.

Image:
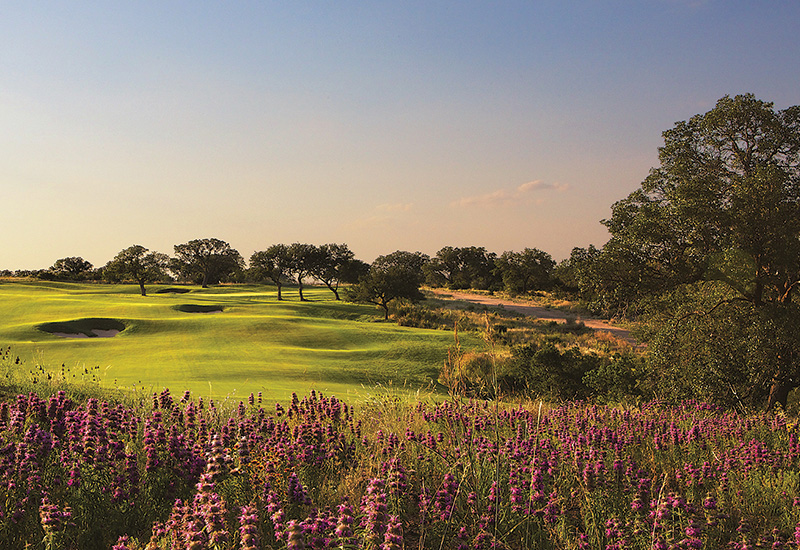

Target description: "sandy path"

left=427, top=289, right=636, bottom=344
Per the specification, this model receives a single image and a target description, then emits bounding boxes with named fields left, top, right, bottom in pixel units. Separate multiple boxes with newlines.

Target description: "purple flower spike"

left=286, top=520, right=306, bottom=550
left=239, top=504, right=260, bottom=550
left=111, top=535, right=131, bottom=550
left=381, top=515, right=403, bottom=550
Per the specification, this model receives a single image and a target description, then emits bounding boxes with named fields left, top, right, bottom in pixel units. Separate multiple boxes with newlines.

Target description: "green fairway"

left=0, top=281, right=474, bottom=402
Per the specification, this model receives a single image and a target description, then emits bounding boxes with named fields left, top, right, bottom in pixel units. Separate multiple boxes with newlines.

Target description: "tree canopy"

left=104, top=245, right=169, bottom=296
left=48, top=257, right=94, bottom=280
left=286, top=243, right=322, bottom=301
left=423, top=246, right=498, bottom=290
left=345, top=250, right=428, bottom=320
left=172, top=238, right=244, bottom=288
left=249, top=245, right=293, bottom=300
left=599, top=94, right=800, bottom=409
left=494, top=248, right=555, bottom=295
left=310, top=243, right=368, bottom=300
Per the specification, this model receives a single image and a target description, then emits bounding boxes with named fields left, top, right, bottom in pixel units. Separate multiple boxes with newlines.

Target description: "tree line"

left=3, top=241, right=561, bottom=317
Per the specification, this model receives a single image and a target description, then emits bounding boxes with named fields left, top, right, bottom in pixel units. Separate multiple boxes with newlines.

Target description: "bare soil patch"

left=427, top=289, right=636, bottom=344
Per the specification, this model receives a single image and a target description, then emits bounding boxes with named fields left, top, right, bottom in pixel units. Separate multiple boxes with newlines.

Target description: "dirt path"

left=427, top=289, right=636, bottom=344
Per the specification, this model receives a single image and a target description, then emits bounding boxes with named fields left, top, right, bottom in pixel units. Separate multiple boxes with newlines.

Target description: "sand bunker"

left=39, top=318, right=126, bottom=338
left=173, top=304, right=224, bottom=313
left=51, top=329, right=121, bottom=339
left=155, top=287, right=191, bottom=294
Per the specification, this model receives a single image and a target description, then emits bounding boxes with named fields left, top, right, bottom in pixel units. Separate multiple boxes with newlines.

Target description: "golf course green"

left=0, top=281, right=472, bottom=402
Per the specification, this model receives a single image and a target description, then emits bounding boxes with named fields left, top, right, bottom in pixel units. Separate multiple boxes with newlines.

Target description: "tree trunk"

left=276, top=282, right=282, bottom=301
left=381, top=302, right=389, bottom=320
left=767, top=377, right=792, bottom=411
left=138, top=281, right=147, bottom=296
left=298, top=278, right=306, bottom=301
left=327, top=282, right=340, bottom=300
left=201, top=271, right=210, bottom=288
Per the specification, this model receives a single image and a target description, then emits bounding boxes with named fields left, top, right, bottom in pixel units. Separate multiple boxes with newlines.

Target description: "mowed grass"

left=0, top=281, right=476, bottom=402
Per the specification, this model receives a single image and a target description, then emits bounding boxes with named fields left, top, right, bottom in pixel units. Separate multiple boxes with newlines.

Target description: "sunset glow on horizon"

left=2, top=1, right=799, bottom=269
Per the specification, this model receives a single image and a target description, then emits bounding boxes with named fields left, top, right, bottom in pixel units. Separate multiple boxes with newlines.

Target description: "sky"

left=2, top=1, right=799, bottom=270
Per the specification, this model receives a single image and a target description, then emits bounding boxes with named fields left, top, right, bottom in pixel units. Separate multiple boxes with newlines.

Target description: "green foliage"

left=346, top=250, right=428, bottom=320
left=441, top=333, right=649, bottom=403
left=494, top=248, right=555, bottom=296
left=286, top=242, right=322, bottom=301
left=310, top=243, right=368, bottom=300
left=423, top=246, right=499, bottom=290
left=249, top=244, right=293, bottom=300
left=103, top=245, right=170, bottom=295
left=582, top=352, right=651, bottom=404
left=45, top=257, right=94, bottom=281
left=504, top=342, right=597, bottom=400
left=641, top=282, right=800, bottom=411
left=171, top=238, right=244, bottom=288
left=584, top=94, right=800, bottom=409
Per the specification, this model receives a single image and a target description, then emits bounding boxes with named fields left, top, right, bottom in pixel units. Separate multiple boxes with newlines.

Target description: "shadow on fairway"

left=173, top=304, right=225, bottom=313
left=155, top=287, right=192, bottom=294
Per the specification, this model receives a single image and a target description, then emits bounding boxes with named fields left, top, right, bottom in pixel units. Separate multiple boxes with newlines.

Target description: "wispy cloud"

left=375, top=202, right=413, bottom=212
left=453, top=180, right=568, bottom=208
left=344, top=202, right=415, bottom=230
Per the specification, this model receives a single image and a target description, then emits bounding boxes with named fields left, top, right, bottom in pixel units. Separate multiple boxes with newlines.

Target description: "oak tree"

left=345, top=251, right=428, bottom=320
left=48, top=257, right=94, bottom=280
left=249, top=244, right=293, bottom=300
left=494, top=248, right=555, bottom=295
left=602, top=94, right=800, bottom=409
left=287, top=243, right=322, bottom=301
left=104, top=245, right=169, bottom=296
left=311, top=243, right=368, bottom=300
left=172, top=238, right=244, bottom=288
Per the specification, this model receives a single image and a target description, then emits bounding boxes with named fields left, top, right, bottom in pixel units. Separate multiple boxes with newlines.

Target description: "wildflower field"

left=2, top=378, right=799, bottom=549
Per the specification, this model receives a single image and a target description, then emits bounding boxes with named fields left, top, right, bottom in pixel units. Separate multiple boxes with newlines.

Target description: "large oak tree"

left=287, top=243, right=322, bottom=301
left=345, top=250, right=428, bottom=320
left=249, top=244, right=293, bottom=300
left=601, top=94, right=800, bottom=409
left=311, top=243, right=368, bottom=300
left=48, top=257, right=94, bottom=280
left=424, top=246, right=498, bottom=290
left=494, top=248, right=555, bottom=295
left=172, top=238, right=244, bottom=288
left=104, top=245, right=169, bottom=296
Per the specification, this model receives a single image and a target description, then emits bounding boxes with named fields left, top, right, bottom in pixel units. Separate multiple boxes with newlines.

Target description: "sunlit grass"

left=0, top=281, right=477, bottom=401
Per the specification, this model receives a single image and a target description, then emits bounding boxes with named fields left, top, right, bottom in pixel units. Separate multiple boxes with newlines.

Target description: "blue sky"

left=2, top=1, right=799, bottom=269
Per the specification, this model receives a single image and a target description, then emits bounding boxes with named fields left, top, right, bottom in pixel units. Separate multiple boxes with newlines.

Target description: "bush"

left=582, top=352, right=652, bottom=404
left=504, top=342, right=597, bottom=400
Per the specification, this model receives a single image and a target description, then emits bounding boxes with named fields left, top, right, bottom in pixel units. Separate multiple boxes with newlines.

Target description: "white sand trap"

left=51, top=329, right=121, bottom=339
left=92, top=329, right=121, bottom=337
